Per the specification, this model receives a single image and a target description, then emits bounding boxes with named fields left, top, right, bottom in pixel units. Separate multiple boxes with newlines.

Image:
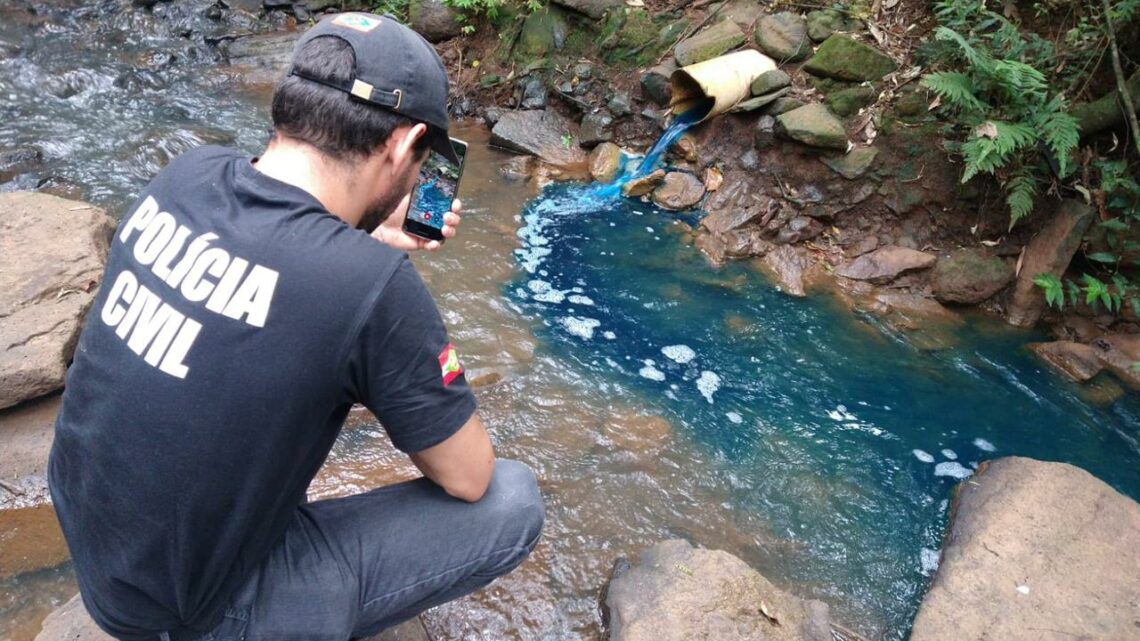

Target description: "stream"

left=3, top=3, right=1140, bottom=640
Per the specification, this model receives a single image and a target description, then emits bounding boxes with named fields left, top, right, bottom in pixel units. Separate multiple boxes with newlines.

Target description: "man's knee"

left=486, top=459, right=544, bottom=543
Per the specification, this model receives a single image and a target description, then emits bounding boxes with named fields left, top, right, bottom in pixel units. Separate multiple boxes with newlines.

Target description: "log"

left=1072, top=69, right=1140, bottom=138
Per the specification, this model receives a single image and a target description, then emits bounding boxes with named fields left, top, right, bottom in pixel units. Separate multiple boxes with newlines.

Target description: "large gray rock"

left=835, top=246, right=935, bottom=285
left=490, top=110, right=587, bottom=168
left=750, top=69, right=791, bottom=96
left=775, top=104, right=848, bottom=150
left=409, top=0, right=463, bottom=43
left=550, top=0, right=622, bottom=19
left=911, top=457, right=1140, bottom=641
left=603, top=539, right=832, bottom=641
left=759, top=245, right=810, bottom=297
left=222, top=31, right=298, bottom=79
left=754, top=12, right=811, bottom=62
left=651, top=172, right=705, bottom=210
left=820, top=147, right=877, bottom=179
left=805, top=8, right=859, bottom=42
left=803, top=34, right=896, bottom=82
left=1007, top=200, right=1095, bottom=327
left=930, top=248, right=1014, bottom=304
left=580, top=110, right=615, bottom=147
left=673, top=20, right=745, bottom=66
left=0, top=193, right=115, bottom=409
left=517, top=6, right=568, bottom=59
left=1026, top=341, right=1104, bottom=382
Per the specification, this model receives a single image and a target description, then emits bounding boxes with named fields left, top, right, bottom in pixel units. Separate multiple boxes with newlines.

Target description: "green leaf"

left=1131, top=296, right=1140, bottom=317
left=1101, top=218, right=1130, bottom=231
left=1086, top=252, right=1120, bottom=263
left=1006, top=171, right=1036, bottom=226
left=921, top=72, right=985, bottom=113
left=1034, top=273, right=1064, bottom=310
left=1039, top=110, right=1079, bottom=177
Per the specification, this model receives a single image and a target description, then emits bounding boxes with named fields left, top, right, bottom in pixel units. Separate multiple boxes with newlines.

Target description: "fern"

left=1006, top=171, right=1036, bottom=227
left=1035, top=107, right=1080, bottom=177
left=922, top=72, right=985, bottom=114
left=959, top=121, right=1037, bottom=183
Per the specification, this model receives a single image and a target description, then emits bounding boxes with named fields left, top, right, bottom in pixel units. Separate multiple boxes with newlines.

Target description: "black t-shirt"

left=48, top=146, right=477, bottom=638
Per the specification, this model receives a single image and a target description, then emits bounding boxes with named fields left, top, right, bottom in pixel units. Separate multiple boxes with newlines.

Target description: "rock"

left=929, top=248, right=1014, bottom=304
left=607, top=91, right=633, bottom=116
left=483, top=106, right=503, bottom=127
left=730, top=87, right=791, bottom=113
left=824, top=85, right=876, bottom=117
left=1092, top=333, right=1140, bottom=389
left=640, top=59, right=677, bottom=106
left=0, top=38, right=22, bottom=60
left=775, top=215, right=822, bottom=245
left=766, top=96, right=806, bottom=115
left=500, top=155, right=535, bottom=181
left=702, top=184, right=772, bottom=235
left=820, top=146, right=877, bottom=179
left=0, top=146, right=44, bottom=182
left=835, top=246, right=936, bottom=285
left=551, top=0, right=622, bottom=19
left=754, top=12, right=811, bottom=62
left=803, top=34, right=897, bottom=82
left=758, top=245, right=810, bottom=297
left=519, top=76, right=548, bottom=110
left=1007, top=200, right=1095, bottom=328
left=670, top=134, right=698, bottom=163
left=910, top=457, right=1140, bottom=641
left=222, top=31, right=298, bottom=78
left=580, top=110, right=615, bottom=146
left=673, top=20, right=745, bottom=67
left=518, top=6, right=568, bottom=59
left=602, top=539, right=831, bottom=641
left=805, top=8, right=859, bottom=41
left=894, top=86, right=929, bottom=118
left=589, top=142, right=624, bottom=183
left=490, top=110, right=587, bottom=168
left=0, top=193, right=115, bottom=409
left=622, top=169, right=666, bottom=197
left=775, top=104, right=848, bottom=150
left=754, top=114, right=777, bottom=149
left=651, top=172, right=705, bottom=210
left=1027, top=341, right=1103, bottom=382
left=32, top=594, right=114, bottom=641
left=717, top=0, right=766, bottom=30
left=750, top=69, right=791, bottom=96
left=703, top=166, right=723, bottom=192
left=739, top=149, right=759, bottom=170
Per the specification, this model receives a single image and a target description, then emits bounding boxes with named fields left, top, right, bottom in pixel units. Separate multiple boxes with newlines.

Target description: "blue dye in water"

left=593, top=104, right=712, bottom=199
left=508, top=181, right=1140, bottom=636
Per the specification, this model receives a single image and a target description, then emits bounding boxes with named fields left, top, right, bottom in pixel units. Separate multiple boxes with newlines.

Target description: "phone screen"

left=403, top=138, right=468, bottom=242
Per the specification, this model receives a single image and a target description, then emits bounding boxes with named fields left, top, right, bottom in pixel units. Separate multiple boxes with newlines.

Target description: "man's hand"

left=371, top=194, right=462, bottom=252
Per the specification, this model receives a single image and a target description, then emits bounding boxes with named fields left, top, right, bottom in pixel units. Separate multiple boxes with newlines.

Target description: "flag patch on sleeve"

left=438, top=343, right=463, bottom=386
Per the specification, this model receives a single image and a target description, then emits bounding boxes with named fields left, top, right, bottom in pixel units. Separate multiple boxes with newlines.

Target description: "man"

left=48, top=13, right=544, bottom=641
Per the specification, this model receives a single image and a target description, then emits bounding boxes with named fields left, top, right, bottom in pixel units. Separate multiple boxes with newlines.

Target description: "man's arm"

left=410, top=411, right=495, bottom=502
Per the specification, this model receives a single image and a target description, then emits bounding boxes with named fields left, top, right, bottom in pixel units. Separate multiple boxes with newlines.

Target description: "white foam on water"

left=661, top=344, right=696, bottom=364
left=639, top=361, right=666, bottom=381
left=941, top=449, right=958, bottom=460
left=913, top=449, right=935, bottom=463
left=973, top=438, right=996, bottom=452
left=934, top=462, right=973, bottom=479
left=567, top=294, right=594, bottom=306
left=920, top=548, right=940, bottom=574
left=645, top=226, right=654, bottom=233
left=559, top=316, right=600, bottom=340
left=533, top=290, right=566, bottom=303
left=697, top=371, right=721, bottom=403
left=827, top=405, right=858, bottom=421
left=726, top=412, right=743, bottom=424
left=602, top=331, right=616, bottom=340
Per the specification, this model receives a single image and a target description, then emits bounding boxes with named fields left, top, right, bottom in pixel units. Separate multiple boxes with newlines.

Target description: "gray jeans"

left=178, top=460, right=544, bottom=641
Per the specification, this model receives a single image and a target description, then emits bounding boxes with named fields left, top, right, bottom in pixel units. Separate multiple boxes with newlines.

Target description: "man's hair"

left=271, top=35, right=431, bottom=162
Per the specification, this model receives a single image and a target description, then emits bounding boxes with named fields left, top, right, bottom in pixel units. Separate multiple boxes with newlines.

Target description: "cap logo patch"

left=332, top=13, right=382, bottom=32
left=438, top=343, right=463, bottom=386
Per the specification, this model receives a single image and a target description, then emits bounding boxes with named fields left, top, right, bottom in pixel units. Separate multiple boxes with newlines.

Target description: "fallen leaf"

left=980, top=240, right=999, bottom=247
left=927, top=95, right=942, bottom=111
left=974, top=121, right=999, bottom=139
left=759, top=600, right=781, bottom=626
left=1015, top=246, right=1026, bottom=277
left=625, top=0, right=645, bottom=5
left=1073, top=184, right=1091, bottom=204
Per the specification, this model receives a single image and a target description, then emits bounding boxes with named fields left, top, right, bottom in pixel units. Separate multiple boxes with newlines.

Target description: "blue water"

left=411, top=180, right=451, bottom=230
left=508, top=182, right=1140, bottom=635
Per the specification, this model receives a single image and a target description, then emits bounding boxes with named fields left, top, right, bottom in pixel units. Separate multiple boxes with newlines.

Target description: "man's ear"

left=390, top=122, right=429, bottom=167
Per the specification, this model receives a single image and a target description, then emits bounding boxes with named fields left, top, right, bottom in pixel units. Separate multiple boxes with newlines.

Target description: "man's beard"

left=357, top=162, right=418, bottom=233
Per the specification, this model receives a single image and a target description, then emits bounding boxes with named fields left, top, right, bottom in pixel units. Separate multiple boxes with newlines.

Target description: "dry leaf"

left=980, top=240, right=999, bottom=247
left=759, top=600, right=781, bottom=626
left=867, top=21, right=886, bottom=47
left=1015, top=246, right=1026, bottom=277
left=1073, top=184, right=1091, bottom=204
left=883, top=0, right=899, bottom=8
left=703, top=166, right=723, bottom=192
left=625, top=0, right=645, bottom=6
left=927, top=95, right=942, bottom=111
left=973, top=121, right=998, bottom=139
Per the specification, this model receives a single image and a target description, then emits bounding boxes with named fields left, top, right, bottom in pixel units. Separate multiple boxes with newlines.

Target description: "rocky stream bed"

left=3, top=0, right=1140, bottom=639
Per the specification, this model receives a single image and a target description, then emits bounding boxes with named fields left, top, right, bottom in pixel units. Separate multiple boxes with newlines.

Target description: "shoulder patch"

left=438, top=343, right=463, bottom=386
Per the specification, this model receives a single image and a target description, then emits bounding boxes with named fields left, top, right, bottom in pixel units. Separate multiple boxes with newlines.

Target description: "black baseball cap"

left=289, top=12, right=459, bottom=164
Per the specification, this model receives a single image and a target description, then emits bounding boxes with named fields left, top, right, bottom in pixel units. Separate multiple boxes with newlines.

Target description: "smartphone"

left=403, top=137, right=468, bottom=242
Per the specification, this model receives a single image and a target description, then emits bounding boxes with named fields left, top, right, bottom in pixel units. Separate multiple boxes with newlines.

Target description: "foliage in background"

left=920, top=0, right=1079, bottom=228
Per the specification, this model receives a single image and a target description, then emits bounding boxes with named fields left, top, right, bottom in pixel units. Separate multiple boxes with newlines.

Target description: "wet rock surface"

left=835, top=246, right=936, bottom=285
left=602, top=539, right=832, bottom=641
left=1006, top=200, right=1094, bottom=328
left=759, top=245, right=810, bottom=297
left=929, top=248, right=1014, bottom=305
left=0, top=193, right=116, bottom=409
left=622, top=169, right=666, bottom=197
left=490, top=110, right=587, bottom=168
left=651, top=172, right=705, bottom=210
left=910, top=457, right=1140, bottom=641
left=1027, top=341, right=1104, bottom=382
left=589, top=142, right=624, bottom=183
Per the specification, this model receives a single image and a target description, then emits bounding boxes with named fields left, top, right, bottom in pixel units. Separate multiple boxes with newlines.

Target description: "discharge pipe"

left=668, top=49, right=777, bottom=123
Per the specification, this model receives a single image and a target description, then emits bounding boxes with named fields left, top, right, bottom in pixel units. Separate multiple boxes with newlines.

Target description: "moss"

left=596, top=9, right=666, bottom=67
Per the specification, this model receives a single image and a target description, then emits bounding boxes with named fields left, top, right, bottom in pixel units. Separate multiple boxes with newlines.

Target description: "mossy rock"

left=776, top=103, right=849, bottom=149
left=517, top=6, right=569, bottom=60
left=674, top=17, right=744, bottom=66
left=598, top=8, right=669, bottom=67
left=825, top=85, right=876, bottom=117
left=754, top=12, right=811, bottom=61
left=804, top=34, right=897, bottom=82
left=806, top=8, right=859, bottom=41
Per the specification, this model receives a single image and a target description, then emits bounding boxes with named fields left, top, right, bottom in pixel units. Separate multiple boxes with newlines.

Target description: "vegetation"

left=920, top=0, right=1140, bottom=320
